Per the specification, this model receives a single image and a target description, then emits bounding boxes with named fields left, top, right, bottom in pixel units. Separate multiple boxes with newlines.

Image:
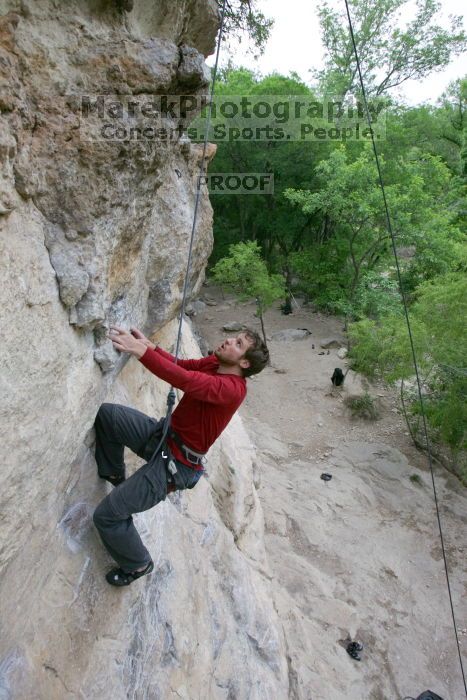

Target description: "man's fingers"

left=111, top=341, right=128, bottom=352
left=109, top=325, right=128, bottom=335
left=108, top=333, right=126, bottom=347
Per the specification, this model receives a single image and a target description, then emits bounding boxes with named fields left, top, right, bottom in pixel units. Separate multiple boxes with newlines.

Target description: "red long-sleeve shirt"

left=139, top=346, right=247, bottom=468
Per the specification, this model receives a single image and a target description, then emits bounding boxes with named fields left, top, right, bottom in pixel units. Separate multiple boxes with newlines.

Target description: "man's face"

left=214, top=332, right=253, bottom=369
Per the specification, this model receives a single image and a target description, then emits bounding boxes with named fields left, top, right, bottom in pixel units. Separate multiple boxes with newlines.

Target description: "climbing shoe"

left=105, top=560, right=154, bottom=587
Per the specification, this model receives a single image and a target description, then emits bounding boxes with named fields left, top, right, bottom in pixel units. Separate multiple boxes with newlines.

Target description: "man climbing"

left=93, top=325, right=269, bottom=586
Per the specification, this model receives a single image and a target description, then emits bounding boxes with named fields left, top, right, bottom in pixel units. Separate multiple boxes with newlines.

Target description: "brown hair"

left=242, top=329, right=270, bottom=377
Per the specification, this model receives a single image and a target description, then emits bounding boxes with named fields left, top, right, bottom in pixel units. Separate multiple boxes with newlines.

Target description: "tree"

left=208, top=69, right=327, bottom=273
left=316, top=0, right=466, bottom=98
left=438, top=78, right=467, bottom=178
left=284, top=146, right=401, bottom=318
left=211, top=241, right=285, bottom=342
left=348, top=273, right=467, bottom=480
left=284, top=145, right=465, bottom=317
left=218, top=0, right=274, bottom=56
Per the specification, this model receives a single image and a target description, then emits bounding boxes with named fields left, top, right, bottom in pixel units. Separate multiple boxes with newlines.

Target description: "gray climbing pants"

left=93, top=403, right=203, bottom=572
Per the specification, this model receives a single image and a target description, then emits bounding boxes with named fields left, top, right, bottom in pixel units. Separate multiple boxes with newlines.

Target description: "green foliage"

left=352, top=272, right=402, bottom=319
left=383, top=82, right=467, bottom=178
left=285, top=145, right=465, bottom=316
left=344, top=392, right=380, bottom=420
left=211, top=241, right=285, bottom=318
left=289, top=243, right=350, bottom=314
left=219, top=1, right=274, bottom=55
left=414, top=273, right=467, bottom=365
left=409, top=474, right=423, bottom=484
left=437, top=78, right=467, bottom=177
left=209, top=70, right=465, bottom=307
left=423, top=373, right=467, bottom=453
left=206, top=59, right=466, bottom=471
left=209, top=69, right=324, bottom=271
left=285, top=145, right=399, bottom=316
left=348, top=273, right=467, bottom=460
left=348, top=315, right=427, bottom=380
left=316, top=0, right=466, bottom=97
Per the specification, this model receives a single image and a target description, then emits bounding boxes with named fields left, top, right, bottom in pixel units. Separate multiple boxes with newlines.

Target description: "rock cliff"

left=0, top=2, right=289, bottom=697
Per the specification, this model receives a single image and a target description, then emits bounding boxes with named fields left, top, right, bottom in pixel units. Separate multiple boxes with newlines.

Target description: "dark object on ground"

left=298, top=328, right=311, bottom=333
left=281, top=298, right=293, bottom=315
left=318, top=351, right=325, bottom=355
left=403, top=693, right=445, bottom=700
left=100, top=474, right=126, bottom=486
left=320, top=473, right=332, bottom=481
left=106, top=560, right=154, bottom=586
left=331, top=368, right=345, bottom=386
left=116, top=0, right=134, bottom=10
left=312, top=344, right=315, bottom=349
left=346, top=641, right=363, bottom=660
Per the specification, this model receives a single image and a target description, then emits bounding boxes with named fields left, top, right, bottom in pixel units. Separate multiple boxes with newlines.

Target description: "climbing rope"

left=343, top=0, right=467, bottom=694
left=149, top=0, right=228, bottom=457
left=172, top=2, right=227, bottom=362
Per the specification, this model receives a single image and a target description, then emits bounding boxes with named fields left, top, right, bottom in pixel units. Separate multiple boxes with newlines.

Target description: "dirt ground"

left=193, top=284, right=467, bottom=700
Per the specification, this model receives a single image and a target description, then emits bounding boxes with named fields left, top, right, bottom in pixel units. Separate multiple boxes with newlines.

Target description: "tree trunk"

left=237, top=196, right=245, bottom=239
left=257, top=301, right=267, bottom=345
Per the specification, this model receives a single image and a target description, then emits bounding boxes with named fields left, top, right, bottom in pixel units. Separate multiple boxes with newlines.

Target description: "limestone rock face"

left=0, top=0, right=215, bottom=343
left=0, top=2, right=289, bottom=698
left=0, top=321, right=288, bottom=699
left=128, top=0, right=219, bottom=56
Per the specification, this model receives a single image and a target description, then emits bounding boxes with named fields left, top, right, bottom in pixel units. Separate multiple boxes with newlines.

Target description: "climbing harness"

left=343, top=0, right=466, bottom=694
left=145, top=0, right=228, bottom=477
left=168, top=428, right=207, bottom=467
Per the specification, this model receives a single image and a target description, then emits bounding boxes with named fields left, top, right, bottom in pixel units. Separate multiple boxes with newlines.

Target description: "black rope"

left=173, top=0, right=227, bottom=363
left=149, top=0, right=228, bottom=458
left=343, top=2, right=466, bottom=694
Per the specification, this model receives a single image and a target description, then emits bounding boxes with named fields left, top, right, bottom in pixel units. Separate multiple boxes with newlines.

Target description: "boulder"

left=271, top=328, right=311, bottom=342
left=191, top=299, right=207, bottom=314
left=320, top=337, right=345, bottom=349
left=222, top=321, right=245, bottom=332
left=344, top=369, right=370, bottom=396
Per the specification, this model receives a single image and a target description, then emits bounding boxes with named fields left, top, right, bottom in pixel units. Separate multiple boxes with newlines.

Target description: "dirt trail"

left=194, top=285, right=467, bottom=700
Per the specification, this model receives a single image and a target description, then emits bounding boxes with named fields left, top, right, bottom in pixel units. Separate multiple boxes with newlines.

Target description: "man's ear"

left=239, top=357, right=251, bottom=370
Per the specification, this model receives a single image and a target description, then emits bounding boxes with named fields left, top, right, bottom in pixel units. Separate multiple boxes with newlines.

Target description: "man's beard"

left=214, top=349, right=237, bottom=367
